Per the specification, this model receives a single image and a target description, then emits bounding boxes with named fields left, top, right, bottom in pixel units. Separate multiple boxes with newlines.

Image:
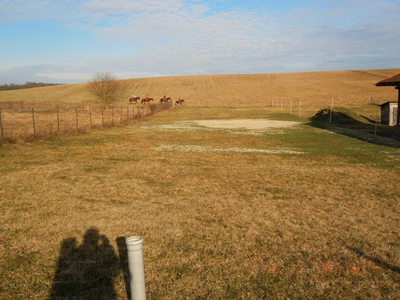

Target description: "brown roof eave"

left=376, top=72, right=400, bottom=87
left=376, top=82, right=400, bottom=87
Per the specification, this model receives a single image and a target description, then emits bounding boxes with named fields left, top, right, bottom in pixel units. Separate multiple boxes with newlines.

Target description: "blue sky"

left=0, top=0, right=399, bottom=84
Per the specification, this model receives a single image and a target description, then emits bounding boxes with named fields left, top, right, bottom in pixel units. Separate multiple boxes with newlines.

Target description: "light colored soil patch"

left=194, top=119, right=300, bottom=130
left=139, top=119, right=301, bottom=134
left=153, top=144, right=303, bottom=154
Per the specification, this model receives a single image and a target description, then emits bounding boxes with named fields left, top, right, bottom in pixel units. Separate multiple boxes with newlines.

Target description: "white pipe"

left=126, top=236, right=146, bottom=300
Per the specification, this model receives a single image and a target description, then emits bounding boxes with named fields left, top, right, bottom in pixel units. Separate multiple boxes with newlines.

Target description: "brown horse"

left=174, top=99, right=185, bottom=106
left=129, top=97, right=140, bottom=104
left=159, top=97, right=171, bottom=103
left=141, top=98, right=153, bottom=104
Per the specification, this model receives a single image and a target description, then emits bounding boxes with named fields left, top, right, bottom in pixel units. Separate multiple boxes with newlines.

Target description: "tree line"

left=0, top=82, right=64, bottom=91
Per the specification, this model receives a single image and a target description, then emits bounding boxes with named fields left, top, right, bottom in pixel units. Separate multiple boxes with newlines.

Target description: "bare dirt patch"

left=153, top=144, right=303, bottom=154
left=194, top=119, right=300, bottom=130
left=140, top=119, right=301, bottom=134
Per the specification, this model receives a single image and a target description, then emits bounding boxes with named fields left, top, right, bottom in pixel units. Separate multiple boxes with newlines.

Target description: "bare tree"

left=88, top=72, right=121, bottom=106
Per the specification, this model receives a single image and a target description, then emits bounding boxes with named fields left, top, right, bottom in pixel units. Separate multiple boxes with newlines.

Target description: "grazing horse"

left=129, top=97, right=140, bottom=104
left=141, top=98, right=153, bottom=104
left=159, top=97, right=171, bottom=103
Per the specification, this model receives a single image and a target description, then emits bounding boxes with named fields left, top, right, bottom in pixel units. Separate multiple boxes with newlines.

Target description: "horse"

left=129, top=97, right=140, bottom=104
left=141, top=98, right=153, bottom=104
left=159, top=97, right=171, bottom=103
left=174, top=99, right=185, bottom=106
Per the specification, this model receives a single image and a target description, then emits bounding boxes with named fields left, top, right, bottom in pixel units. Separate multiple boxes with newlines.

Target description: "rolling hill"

left=0, top=69, right=399, bottom=107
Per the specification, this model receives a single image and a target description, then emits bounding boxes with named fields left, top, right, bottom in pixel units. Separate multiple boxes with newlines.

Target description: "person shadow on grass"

left=49, top=228, right=120, bottom=300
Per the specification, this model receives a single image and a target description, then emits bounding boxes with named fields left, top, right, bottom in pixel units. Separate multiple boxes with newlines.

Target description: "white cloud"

left=0, top=0, right=74, bottom=22
left=80, top=0, right=184, bottom=16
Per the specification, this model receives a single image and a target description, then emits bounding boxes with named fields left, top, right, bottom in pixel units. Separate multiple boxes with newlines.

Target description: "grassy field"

left=1, top=69, right=400, bottom=298
left=1, top=68, right=399, bottom=144
left=0, top=69, right=399, bottom=110
left=1, top=104, right=400, bottom=299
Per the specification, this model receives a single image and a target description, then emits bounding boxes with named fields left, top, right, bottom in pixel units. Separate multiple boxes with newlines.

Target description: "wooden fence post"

left=375, top=99, right=380, bottom=135
left=329, top=97, right=334, bottom=123
left=112, top=106, right=115, bottom=126
left=32, top=107, right=36, bottom=136
left=57, top=105, right=60, bottom=132
left=299, top=99, right=302, bottom=117
left=89, top=105, right=92, bottom=129
left=0, top=108, right=3, bottom=139
left=101, top=107, right=104, bottom=127
left=75, top=107, right=78, bottom=131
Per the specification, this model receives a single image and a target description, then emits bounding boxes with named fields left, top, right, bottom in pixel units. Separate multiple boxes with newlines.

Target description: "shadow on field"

left=49, top=228, right=129, bottom=299
left=308, top=107, right=400, bottom=149
left=346, top=246, right=400, bottom=274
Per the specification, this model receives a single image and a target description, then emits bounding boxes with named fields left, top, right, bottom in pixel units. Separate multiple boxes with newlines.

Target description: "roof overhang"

left=376, top=72, right=400, bottom=87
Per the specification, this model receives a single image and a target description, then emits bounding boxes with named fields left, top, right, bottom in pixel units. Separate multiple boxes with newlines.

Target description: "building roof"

left=376, top=72, right=400, bottom=87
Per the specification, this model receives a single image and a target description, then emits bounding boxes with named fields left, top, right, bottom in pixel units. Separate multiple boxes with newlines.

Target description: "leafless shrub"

left=149, top=104, right=158, bottom=114
left=88, top=72, right=122, bottom=106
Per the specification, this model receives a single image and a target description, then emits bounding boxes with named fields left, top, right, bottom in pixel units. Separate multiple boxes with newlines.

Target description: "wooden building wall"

left=381, top=102, right=398, bottom=126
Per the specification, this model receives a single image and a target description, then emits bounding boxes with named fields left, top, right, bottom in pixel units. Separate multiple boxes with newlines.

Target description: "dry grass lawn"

left=1, top=106, right=400, bottom=299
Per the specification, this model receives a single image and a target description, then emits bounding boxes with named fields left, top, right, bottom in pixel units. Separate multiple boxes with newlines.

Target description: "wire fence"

left=0, top=95, right=393, bottom=144
left=0, top=101, right=172, bottom=143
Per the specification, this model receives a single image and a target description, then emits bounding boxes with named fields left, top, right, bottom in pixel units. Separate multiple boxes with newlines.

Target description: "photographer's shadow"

left=49, top=228, right=120, bottom=299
